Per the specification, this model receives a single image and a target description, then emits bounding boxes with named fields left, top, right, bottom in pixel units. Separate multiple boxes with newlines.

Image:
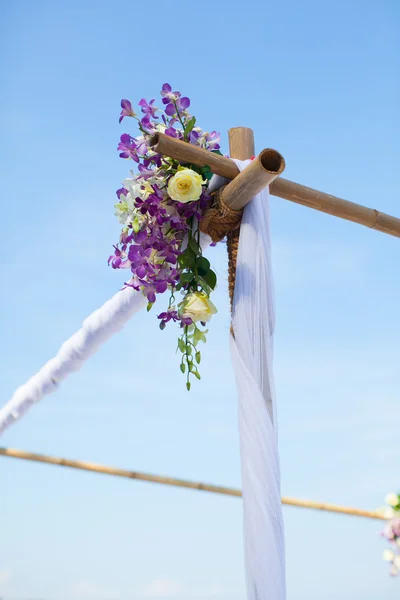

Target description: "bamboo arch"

left=0, top=447, right=386, bottom=521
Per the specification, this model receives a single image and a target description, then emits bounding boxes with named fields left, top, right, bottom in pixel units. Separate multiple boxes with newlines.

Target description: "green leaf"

left=193, top=328, right=206, bottom=344
left=188, top=237, right=201, bottom=256
left=184, top=116, right=196, bottom=138
left=178, top=248, right=196, bottom=269
left=202, top=269, right=217, bottom=290
left=178, top=338, right=186, bottom=353
left=195, top=351, right=201, bottom=364
left=186, top=381, right=191, bottom=391
left=186, top=344, right=192, bottom=355
left=212, top=149, right=223, bottom=156
left=180, top=363, right=186, bottom=374
left=197, top=278, right=212, bottom=295
left=196, top=256, right=210, bottom=276
left=180, top=271, right=194, bottom=285
left=202, top=170, right=213, bottom=181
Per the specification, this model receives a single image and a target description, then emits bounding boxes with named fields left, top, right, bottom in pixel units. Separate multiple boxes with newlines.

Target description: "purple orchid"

left=108, top=246, right=129, bottom=269
left=118, top=134, right=139, bottom=162
left=204, top=130, right=220, bottom=150
left=116, top=187, right=128, bottom=199
left=189, top=129, right=220, bottom=150
left=160, top=83, right=181, bottom=103
left=164, top=126, right=179, bottom=138
left=189, top=130, right=200, bottom=144
left=139, top=116, right=157, bottom=135
left=157, top=309, right=180, bottom=324
left=134, top=136, right=149, bottom=156
left=157, top=309, right=192, bottom=329
left=140, top=278, right=168, bottom=303
left=138, top=98, right=158, bottom=119
left=164, top=96, right=190, bottom=117
left=143, top=153, right=162, bottom=168
left=138, top=164, right=156, bottom=179
left=119, top=99, right=136, bottom=123
left=128, top=245, right=154, bottom=279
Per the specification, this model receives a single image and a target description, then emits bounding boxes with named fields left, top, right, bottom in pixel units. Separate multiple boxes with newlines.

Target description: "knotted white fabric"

left=210, top=162, right=286, bottom=599
left=0, top=234, right=212, bottom=436
left=0, top=287, right=146, bottom=434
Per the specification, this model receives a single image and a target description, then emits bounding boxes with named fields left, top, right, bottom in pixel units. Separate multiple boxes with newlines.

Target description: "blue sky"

left=0, top=0, right=399, bottom=598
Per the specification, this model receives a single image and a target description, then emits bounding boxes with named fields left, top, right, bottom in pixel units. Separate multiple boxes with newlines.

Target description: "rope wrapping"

left=200, top=186, right=243, bottom=311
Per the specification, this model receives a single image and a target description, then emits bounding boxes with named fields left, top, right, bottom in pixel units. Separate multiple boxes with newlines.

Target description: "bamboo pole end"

left=149, top=133, right=160, bottom=149
left=259, top=148, right=286, bottom=175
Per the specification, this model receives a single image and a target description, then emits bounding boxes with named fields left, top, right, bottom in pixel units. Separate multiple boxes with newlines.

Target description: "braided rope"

left=200, top=186, right=243, bottom=311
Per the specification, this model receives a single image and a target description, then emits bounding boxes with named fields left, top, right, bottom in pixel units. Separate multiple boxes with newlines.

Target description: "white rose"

left=180, top=292, right=217, bottom=323
left=385, top=492, right=399, bottom=507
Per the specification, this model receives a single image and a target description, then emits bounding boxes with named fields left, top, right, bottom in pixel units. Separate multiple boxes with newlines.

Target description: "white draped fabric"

left=0, top=233, right=211, bottom=436
left=0, top=287, right=146, bottom=434
left=0, top=162, right=285, bottom=599
left=231, top=161, right=286, bottom=600
left=210, top=162, right=286, bottom=599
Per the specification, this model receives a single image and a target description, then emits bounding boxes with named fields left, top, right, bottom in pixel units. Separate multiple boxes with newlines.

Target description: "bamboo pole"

left=0, top=447, right=386, bottom=521
left=221, top=148, right=286, bottom=211
left=225, top=126, right=258, bottom=208
left=150, top=132, right=400, bottom=238
left=150, top=132, right=239, bottom=179
left=228, top=127, right=255, bottom=161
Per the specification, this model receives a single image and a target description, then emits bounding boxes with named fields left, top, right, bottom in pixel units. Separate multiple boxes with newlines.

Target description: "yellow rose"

left=167, top=168, right=205, bottom=203
left=180, top=292, right=217, bottom=323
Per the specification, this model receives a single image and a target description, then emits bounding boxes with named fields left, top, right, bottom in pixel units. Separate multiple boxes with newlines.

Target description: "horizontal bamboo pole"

left=0, top=447, right=385, bottom=521
left=221, top=148, right=286, bottom=210
left=150, top=132, right=400, bottom=238
left=150, top=132, right=239, bottom=179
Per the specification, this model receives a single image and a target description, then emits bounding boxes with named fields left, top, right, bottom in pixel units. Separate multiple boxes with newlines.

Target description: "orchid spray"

left=381, top=492, right=400, bottom=576
left=109, top=84, right=222, bottom=389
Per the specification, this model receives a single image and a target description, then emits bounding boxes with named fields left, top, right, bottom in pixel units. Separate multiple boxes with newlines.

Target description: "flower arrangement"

left=109, top=84, right=222, bottom=390
left=381, top=492, right=400, bottom=576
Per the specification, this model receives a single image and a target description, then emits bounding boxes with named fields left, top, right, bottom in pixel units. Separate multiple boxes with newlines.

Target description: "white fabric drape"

left=210, top=163, right=286, bottom=599
left=0, top=286, right=146, bottom=434
left=0, top=234, right=212, bottom=436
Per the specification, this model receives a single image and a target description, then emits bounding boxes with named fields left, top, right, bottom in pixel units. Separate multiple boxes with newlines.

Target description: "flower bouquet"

left=109, top=84, right=223, bottom=390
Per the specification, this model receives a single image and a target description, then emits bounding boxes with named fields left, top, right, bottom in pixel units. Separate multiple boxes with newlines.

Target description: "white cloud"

left=69, top=581, right=121, bottom=600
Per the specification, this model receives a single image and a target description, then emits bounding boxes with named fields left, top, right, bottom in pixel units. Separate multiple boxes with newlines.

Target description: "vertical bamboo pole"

left=227, top=128, right=255, bottom=314
left=228, top=127, right=255, bottom=161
